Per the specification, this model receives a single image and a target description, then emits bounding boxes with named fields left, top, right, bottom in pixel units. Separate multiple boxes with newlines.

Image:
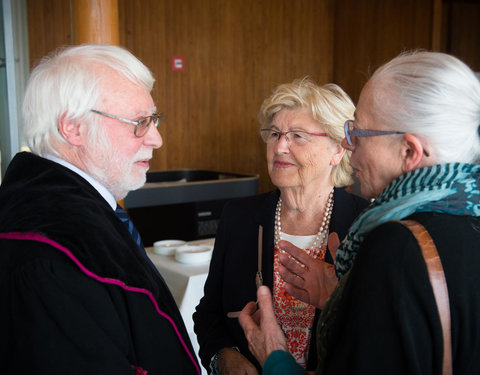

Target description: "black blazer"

left=193, top=188, right=368, bottom=372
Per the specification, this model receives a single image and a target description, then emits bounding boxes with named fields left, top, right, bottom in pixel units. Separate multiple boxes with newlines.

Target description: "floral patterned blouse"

left=273, top=232, right=327, bottom=368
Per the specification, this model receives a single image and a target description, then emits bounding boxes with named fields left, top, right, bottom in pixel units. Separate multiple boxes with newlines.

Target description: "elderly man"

left=0, top=45, right=200, bottom=374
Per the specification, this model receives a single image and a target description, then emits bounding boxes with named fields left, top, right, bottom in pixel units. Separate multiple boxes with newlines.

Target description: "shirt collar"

left=44, top=154, right=117, bottom=211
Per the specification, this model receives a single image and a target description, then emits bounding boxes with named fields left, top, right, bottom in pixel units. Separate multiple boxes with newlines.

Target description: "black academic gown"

left=0, top=152, right=200, bottom=375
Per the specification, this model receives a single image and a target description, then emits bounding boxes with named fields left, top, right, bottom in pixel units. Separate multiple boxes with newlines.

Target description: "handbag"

left=398, top=220, right=452, bottom=375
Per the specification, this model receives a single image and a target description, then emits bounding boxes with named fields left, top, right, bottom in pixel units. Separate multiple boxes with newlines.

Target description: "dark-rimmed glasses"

left=344, top=120, right=429, bottom=156
left=91, top=109, right=163, bottom=137
left=344, top=120, right=405, bottom=146
left=260, top=127, right=327, bottom=146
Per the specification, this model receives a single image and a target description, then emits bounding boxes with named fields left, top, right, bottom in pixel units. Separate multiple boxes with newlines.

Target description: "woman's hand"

left=216, top=348, right=259, bottom=374
left=277, top=233, right=340, bottom=309
left=238, top=286, right=289, bottom=367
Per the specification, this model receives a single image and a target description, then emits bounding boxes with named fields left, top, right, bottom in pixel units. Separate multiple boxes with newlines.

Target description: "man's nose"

left=144, top=124, right=163, bottom=149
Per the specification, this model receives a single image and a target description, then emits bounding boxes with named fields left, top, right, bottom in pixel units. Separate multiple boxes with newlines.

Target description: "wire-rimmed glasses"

left=91, top=109, right=163, bottom=137
left=260, top=127, right=328, bottom=146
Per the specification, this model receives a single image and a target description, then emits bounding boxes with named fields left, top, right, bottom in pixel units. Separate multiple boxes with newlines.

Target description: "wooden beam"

left=72, top=0, right=119, bottom=44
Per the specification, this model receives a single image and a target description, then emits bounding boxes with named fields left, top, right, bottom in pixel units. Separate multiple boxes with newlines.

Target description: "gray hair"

left=369, top=50, right=480, bottom=163
left=258, top=77, right=356, bottom=187
left=23, top=44, right=155, bottom=156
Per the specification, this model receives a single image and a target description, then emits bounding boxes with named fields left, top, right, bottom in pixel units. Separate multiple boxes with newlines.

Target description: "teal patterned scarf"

left=335, top=163, right=480, bottom=279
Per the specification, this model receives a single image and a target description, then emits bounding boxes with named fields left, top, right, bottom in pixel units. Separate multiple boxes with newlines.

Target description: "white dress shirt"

left=44, top=154, right=117, bottom=211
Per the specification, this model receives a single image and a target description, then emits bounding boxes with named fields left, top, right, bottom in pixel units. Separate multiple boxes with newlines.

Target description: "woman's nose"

left=274, top=133, right=290, bottom=153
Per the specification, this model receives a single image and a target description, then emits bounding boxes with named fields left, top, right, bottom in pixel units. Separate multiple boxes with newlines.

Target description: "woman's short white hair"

left=258, top=77, right=356, bottom=187
left=369, top=50, right=480, bottom=164
left=23, top=44, right=155, bottom=156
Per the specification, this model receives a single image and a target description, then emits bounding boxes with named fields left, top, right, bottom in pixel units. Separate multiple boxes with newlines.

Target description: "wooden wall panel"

left=26, top=0, right=72, bottom=68
left=333, top=0, right=437, bottom=103
left=118, top=0, right=334, bottom=193
left=443, top=0, right=480, bottom=71
left=25, top=0, right=480, bottom=194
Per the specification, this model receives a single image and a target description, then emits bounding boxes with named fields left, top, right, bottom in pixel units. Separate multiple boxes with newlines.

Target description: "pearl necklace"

left=274, top=190, right=334, bottom=258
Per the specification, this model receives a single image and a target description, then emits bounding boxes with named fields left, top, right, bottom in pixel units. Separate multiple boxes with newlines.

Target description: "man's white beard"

left=83, top=126, right=151, bottom=200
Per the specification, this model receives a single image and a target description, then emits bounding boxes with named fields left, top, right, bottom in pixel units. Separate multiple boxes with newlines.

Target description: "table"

left=146, top=238, right=215, bottom=374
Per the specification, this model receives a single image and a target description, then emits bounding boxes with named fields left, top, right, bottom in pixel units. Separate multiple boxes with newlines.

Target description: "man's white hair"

left=23, top=44, right=155, bottom=156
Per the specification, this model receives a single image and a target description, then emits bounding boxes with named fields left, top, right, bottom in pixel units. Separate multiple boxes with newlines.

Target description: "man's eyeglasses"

left=260, top=127, right=327, bottom=146
left=344, top=120, right=429, bottom=156
left=91, top=109, right=163, bottom=137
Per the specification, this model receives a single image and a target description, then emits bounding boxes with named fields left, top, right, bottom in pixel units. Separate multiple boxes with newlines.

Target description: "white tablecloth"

left=146, top=238, right=214, bottom=374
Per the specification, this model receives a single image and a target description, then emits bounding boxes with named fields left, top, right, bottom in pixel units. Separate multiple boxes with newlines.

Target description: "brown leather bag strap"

left=398, top=219, right=452, bottom=375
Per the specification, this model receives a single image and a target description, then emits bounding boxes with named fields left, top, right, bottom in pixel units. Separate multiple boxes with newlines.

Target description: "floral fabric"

left=273, top=242, right=327, bottom=368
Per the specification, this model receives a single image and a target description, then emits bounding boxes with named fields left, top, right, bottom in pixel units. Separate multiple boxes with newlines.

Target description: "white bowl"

left=174, top=244, right=213, bottom=264
left=153, top=239, right=186, bottom=256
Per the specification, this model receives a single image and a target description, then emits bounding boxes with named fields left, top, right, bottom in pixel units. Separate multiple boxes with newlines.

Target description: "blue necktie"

left=115, top=204, right=144, bottom=250
left=115, top=206, right=177, bottom=304
left=115, top=204, right=165, bottom=279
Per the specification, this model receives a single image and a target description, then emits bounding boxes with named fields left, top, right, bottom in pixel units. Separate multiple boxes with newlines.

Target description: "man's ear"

left=330, top=143, right=346, bottom=166
left=58, top=113, right=85, bottom=146
left=401, top=134, right=424, bottom=172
